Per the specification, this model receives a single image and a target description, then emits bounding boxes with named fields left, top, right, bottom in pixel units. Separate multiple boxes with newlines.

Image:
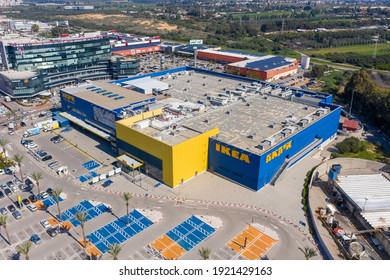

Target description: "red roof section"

left=343, top=119, right=359, bottom=130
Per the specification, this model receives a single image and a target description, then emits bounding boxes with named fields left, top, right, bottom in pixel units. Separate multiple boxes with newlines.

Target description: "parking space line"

left=135, top=251, right=146, bottom=260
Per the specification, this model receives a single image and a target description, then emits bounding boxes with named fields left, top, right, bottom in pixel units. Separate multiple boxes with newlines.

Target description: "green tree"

left=122, top=192, right=132, bottom=225
left=298, top=246, right=318, bottom=260
left=198, top=247, right=211, bottom=260
left=0, top=138, right=9, bottom=159
left=30, top=172, right=43, bottom=199
left=51, top=26, right=68, bottom=37
left=17, top=241, right=33, bottom=260
left=0, top=215, right=11, bottom=245
left=335, top=137, right=366, bottom=154
left=13, top=154, right=24, bottom=181
left=52, top=188, right=63, bottom=222
left=107, top=243, right=122, bottom=260
left=74, top=211, right=89, bottom=248
left=31, top=24, right=39, bottom=33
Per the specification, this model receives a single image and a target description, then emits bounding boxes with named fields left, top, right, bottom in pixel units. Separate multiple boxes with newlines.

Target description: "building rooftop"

left=198, top=49, right=263, bottom=60
left=337, top=174, right=390, bottom=228
left=0, top=70, right=37, bottom=79
left=61, top=81, right=154, bottom=111
left=228, top=55, right=297, bottom=71
left=119, top=69, right=330, bottom=150
left=1, top=32, right=105, bottom=47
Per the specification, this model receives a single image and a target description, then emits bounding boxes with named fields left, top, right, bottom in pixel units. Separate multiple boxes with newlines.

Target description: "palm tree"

left=122, top=192, right=132, bottom=225
left=52, top=188, right=63, bottom=222
left=0, top=138, right=9, bottom=159
left=107, top=243, right=122, bottom=260
left=74, top=211, right=89, bottom=248
left=16, top=241, right=33, bottom=260
left=0, top=215, right=11, bottom=245
left=298, top=246, right=318, bottom=260
left=30, top=172, right=43, bottom=198
left=198, top=247, right=211, bottom=260
left=13, top=154, right=24, bottom=181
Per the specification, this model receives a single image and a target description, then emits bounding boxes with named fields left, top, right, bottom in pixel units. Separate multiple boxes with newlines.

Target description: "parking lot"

left=13, top=123, right=119, bottom=182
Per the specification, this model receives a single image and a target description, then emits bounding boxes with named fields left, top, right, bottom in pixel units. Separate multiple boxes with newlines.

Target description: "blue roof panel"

left=244, top=56, right=293, bottom=71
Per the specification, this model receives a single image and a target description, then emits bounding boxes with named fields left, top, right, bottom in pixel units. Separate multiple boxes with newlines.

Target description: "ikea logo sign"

left=266, top=141, right=292, bottom=163
left=215, top=143, right=250, bottom=164
left=62, top=93, right=75, bottom=104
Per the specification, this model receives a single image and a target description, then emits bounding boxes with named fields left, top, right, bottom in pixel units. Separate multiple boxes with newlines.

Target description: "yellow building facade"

left=116, top=109, right=219, bottom=187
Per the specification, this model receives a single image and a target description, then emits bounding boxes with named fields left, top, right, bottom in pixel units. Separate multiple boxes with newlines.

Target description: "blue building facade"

left=59, top=90, right=155, bottom=135
left=208, top=105, right=341, bottom=191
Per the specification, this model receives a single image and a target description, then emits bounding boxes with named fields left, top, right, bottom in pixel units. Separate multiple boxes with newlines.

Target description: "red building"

left=342, top=119, right=359, bottom=131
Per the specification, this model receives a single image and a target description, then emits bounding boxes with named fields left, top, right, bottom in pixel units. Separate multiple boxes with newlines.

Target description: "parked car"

left=27, top=204, right=37, bottom=212
left=4, top=167, right=12, bottom=174
left=46, top=188, right=53, bottom=195
left=11, top=185, right=19, bottom=193
left=22, top=198, right=30, bottom=206
left=50, top=135, right=61, bottom=142
left=7, top=204, right=16, bottom=212
left=4, top=188, right=12, bottom=196
left=29, top=194, right=38, bottom=202
left=41, top=155, right=53, bottom=161
left=25, top=142, right=37, bottom=148
left=53, top=137, right=64, bottom=144
left=0, top=184, right=6, bottom=190
left=0, top=207, right=8, bottom=215
left=102, top=180, right=113, bottom=188
left=25, top=178, right=34, bottom=188
left=12, top=210, right=21, bottom=219
left=30, top=234, right=42, bottom=244
left=47, top=227, right=58, bottom=237
left=15, top=201, right=24, bottom=209
left=36, top=150, right=47, bottom=157
left=6, top=181, right=14, bottom=188
left=18, top=183, right=26, bottom=190
left=21, top=139, right=33, bottom=145
left=48, top=161, right=59, bottom=169
left=0, top=169, right=4, bottom=175
left=39, top=191, right=49, bottom=199
left=20, top=121, right=26, bottom=127
left=0, top=190, right=4, bottom=199
left=40, top=219, right=50, bottom=229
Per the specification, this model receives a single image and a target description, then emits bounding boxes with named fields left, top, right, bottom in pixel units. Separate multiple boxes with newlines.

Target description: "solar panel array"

left=85, top=86, right=125, bottom=100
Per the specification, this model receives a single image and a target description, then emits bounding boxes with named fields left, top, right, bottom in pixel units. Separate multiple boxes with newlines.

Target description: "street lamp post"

left=349, top=90, right=355, bottom=118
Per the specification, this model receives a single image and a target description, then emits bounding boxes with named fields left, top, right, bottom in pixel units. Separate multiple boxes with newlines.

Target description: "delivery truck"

left=23, top=127, right=40, bottom=137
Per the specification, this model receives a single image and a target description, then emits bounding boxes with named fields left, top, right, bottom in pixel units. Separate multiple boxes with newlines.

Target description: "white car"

left=40, top=219, right=50, bottom=229
left=0, top=169, right=4, bottom=175
left=26, top=204, right=37, bottom=212
left=39, top=191, right=49, bottom=199
left=25, top=142, right=37, bottom=148
left=11, top=185, right=19, bottom=193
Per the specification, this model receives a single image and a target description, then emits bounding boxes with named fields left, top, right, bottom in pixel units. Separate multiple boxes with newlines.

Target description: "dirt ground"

left=66, top=14, right=178, bottom=31
left=371, top=72, right=390, bottom=89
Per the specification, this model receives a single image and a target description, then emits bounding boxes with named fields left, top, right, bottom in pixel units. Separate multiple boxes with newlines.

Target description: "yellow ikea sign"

left=62, top=93, right=75, bottom=104
left=215, top=143, right=250, bottom=164
left=266, top=141, right=292, bottom=163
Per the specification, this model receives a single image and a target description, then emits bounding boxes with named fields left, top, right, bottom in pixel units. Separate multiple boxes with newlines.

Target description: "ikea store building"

left=60, top=66, right=341, bottom=191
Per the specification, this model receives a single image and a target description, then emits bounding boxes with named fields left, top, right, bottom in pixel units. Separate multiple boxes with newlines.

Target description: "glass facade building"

left=0, top=36, right=140, bottom=98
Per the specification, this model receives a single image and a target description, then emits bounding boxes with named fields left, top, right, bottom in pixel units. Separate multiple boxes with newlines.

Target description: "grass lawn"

left=231, top=11, right=291, bottom=19
left=333, top=141, right=390, bottom=163
left=305, top=43, right=390, bottom=56
left=220, top=47, right=300, bottom=59
left=310, top=58, right=358, bottom=69
left=319, top=70, right=345, bottom=85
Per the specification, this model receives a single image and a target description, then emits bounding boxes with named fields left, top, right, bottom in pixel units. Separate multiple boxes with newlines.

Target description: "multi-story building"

left=0, top=33, right=140, bottom=99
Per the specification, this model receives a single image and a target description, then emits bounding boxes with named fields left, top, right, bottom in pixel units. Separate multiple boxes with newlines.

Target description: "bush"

left=335, top=137, right=366, bottom=154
